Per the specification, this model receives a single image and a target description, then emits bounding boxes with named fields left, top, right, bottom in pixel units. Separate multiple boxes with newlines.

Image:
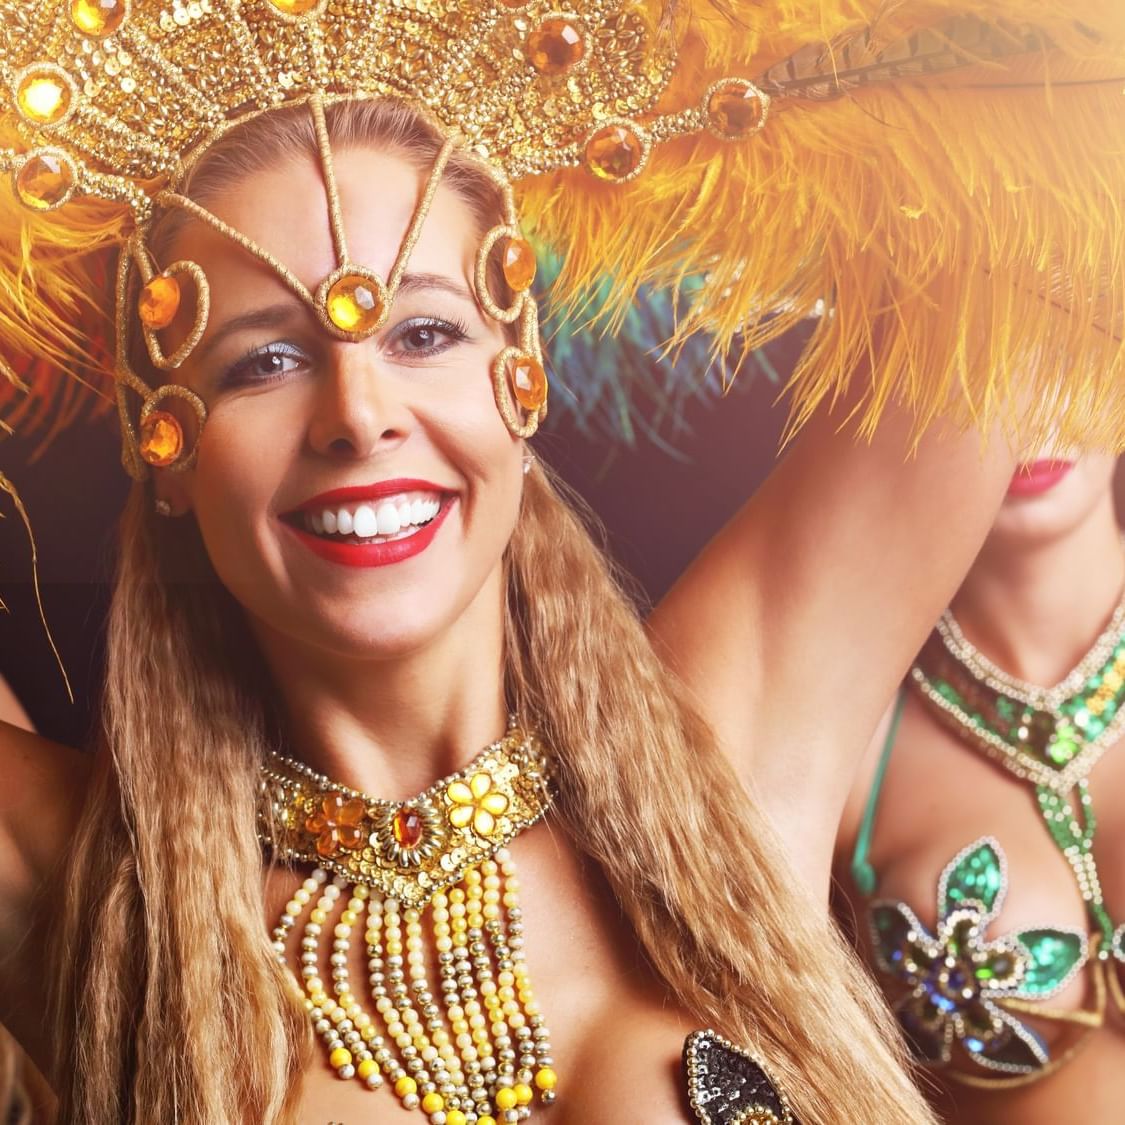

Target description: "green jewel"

left=1013, top=929, right=1087, bottom=996
left=974, top=949, right=1019, bottom=985
left=995, top=696, right=1016, bottom=721
left=940, top=839, right=1004, bottom=919
left=1047, top=721, right=1080, bottom=764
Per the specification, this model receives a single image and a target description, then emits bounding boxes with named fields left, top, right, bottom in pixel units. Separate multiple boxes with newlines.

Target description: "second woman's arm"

left=649, top=395, right=1015, bottom=898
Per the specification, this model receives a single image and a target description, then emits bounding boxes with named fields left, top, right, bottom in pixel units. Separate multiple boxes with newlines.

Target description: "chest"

left=865, top=703, right=1125, bottom=938
left=266, top=822, right=700, bottom=1125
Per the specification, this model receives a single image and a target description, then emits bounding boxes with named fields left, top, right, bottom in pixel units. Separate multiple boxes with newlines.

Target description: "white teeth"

left=376, top=503, right=401, bottom=536
left=301, top=491, right=444, bottom=539
left=353, top=505, right=378, bottom=538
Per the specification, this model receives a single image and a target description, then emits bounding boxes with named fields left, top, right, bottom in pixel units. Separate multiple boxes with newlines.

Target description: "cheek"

left=187, top=399, right=299, bottom=569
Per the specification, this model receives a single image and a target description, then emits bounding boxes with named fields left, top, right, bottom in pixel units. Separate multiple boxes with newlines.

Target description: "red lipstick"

left=281, top=479, right=453, bottom=569
left=1007, top=460, right=1074, bottom=498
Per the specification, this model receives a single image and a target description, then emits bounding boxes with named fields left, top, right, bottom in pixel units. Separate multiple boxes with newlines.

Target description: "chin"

left=991, top=477, right=1110, bottom=548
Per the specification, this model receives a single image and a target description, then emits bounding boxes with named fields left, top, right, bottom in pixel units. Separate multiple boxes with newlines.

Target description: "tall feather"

left=520, top=0, right=1125, bottom=448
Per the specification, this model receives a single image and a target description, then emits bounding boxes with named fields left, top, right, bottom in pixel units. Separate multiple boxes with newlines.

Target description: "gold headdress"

left=1, top=0, right=1124, bottom=472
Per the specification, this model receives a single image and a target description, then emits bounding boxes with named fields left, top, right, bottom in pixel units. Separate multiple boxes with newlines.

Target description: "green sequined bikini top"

left=850, top=608, right=1125, bottom=1089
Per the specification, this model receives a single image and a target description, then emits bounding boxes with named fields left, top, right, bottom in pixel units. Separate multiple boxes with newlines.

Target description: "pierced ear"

left=151, top=465, right=194, bottom=518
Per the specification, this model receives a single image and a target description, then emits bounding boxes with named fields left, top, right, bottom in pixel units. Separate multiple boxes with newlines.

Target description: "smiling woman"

left=1, top=3, right=1123, bottom=1125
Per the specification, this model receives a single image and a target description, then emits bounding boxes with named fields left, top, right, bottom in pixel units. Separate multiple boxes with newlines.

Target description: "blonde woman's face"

left=158, top=145, right=523, bottom=658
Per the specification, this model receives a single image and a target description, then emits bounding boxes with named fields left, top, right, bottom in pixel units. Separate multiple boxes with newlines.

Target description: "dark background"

left=0, top=335, right=800, bottom=748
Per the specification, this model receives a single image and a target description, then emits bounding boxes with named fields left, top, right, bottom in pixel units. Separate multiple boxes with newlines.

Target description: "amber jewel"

left=502, top=237, right=536, bottom=292
left=16, top=69, right=72, bottom=126
left=707, top=81, right=767, bottom=139
left=138, top=410, right=184, bottom=468
left=267, top=0, right=321, bottom=14
left=138, top=274, right=181, bottom=330
left=584, top=124, right=645, bottom=182
left=392, top=807, right=425, bottom=848
left=15, top=153, right=74, bottom=211
left=326, top=274, right=385, bottom=334
left=527, top=18, right=585, bottom=76
left=508, top=354, right=548, bottom=411
left=69, top=0, right=127, bottom=37
left=306, top=792, right=367, bottom=858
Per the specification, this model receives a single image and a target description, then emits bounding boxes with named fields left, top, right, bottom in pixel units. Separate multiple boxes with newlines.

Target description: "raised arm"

left=649, top=395, right=1014, bottom=898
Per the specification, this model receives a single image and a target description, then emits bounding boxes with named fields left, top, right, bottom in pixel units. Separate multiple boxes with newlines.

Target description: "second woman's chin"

left=990, top=459, right=1114, bottom=547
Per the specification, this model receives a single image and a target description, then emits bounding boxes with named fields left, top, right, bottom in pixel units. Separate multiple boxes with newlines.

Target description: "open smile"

left=280, top=480, right=455, bottom=568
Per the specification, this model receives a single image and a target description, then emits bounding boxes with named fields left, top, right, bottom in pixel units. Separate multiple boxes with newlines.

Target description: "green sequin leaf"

left=938, top=838, right=1005, bottom=920
left=1013, top=929, right=1087, bottom=997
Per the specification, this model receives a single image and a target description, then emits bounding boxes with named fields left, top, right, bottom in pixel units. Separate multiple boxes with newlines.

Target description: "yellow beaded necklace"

left=259, top=725, right=558, bottom=1124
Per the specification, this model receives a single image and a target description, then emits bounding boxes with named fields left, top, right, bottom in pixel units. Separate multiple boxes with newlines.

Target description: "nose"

left=306, top=345, right=411, bottom=460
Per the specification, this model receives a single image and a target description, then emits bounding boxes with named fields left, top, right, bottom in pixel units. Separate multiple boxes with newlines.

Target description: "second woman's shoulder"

left=0, top=718, right=90, bottom=917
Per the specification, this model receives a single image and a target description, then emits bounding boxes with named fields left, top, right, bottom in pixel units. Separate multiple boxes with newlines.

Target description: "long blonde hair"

left=49, top=100, right=934, bottom=1124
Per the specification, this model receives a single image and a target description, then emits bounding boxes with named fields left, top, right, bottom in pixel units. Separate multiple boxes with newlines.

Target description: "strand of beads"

left=272, top=856, right=557, bottom=1123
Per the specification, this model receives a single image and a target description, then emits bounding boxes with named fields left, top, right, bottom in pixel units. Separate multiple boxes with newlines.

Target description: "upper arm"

left=649, top=400, right=1014, bottom=897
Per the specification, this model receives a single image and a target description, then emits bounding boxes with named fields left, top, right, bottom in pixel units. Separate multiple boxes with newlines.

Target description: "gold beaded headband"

left=111, top=91, right=551, bottom=476
left=3, top=0, right=1125, bottom=472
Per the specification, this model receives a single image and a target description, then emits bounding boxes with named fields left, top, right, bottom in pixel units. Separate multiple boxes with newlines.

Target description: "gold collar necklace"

left=258, top=724, right=557, bottom=1124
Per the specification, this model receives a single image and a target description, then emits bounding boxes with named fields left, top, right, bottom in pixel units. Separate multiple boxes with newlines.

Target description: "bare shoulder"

left=0, top=720, right=90, bottom=897
left=0, top=721, right=91, bottom=1061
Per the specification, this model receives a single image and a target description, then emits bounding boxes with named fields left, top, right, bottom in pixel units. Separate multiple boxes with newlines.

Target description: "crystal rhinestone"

left=526, top=18, right=585, bottom=76
left=583, top=124, right=645, bottom=182
left=507, top=354, right=547, bottom=411
left=138, top=275, right=181, bottom=330
left=502, top=237, right=536, bottom=292
left=15, top=153, right=74, bottom=211
left=267, top=0, right=320, bottom=14
left=326, top=274, right=385, bottom=333
left=392, top=808, right=425, bottom=849
left=139, top=410, right=184, bottom=468
left=70, top=0, right=127, bottom=37
left=16, top=69, right=72, bottom=126
left=707, top=80, right=767, bottom=139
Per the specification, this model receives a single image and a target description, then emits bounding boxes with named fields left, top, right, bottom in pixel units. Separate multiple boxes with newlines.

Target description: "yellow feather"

left=521, top=0, right=1125, bottom=448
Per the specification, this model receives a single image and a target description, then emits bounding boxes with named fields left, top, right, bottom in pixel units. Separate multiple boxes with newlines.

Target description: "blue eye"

left=221, top=342, right=308, bottom=387
left=392, top=317, right=470, bottom=357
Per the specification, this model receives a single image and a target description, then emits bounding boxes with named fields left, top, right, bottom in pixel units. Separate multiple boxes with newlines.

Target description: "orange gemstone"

left=16, top=152, right=74, bottom=211
left=508, top=354, right=548, bottom=411
left=502, top=237, right=536, bottom=292
left=527, top=18, right=585, bottom=75
left=138, top=410, right=184, bottom=468
left=326, top=274, right=385, bottom=334
left=70, top=0, right=127, bottom=37
left=707, top=81, right=766, bottom=139
left=138, top=275, right=181, bottom=330
left=584, top=124, right=645, bottom=182
left=16, top=69, right=72, bottom=126
left=392, top=808, right=425, bottom=849
left=267, top=0, right=321, bottom=13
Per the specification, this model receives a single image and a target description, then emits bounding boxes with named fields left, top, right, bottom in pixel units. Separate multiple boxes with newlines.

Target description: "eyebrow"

left=397, top=272, right=475, bottom=303
left=195, top=271, right=476, bottom=367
